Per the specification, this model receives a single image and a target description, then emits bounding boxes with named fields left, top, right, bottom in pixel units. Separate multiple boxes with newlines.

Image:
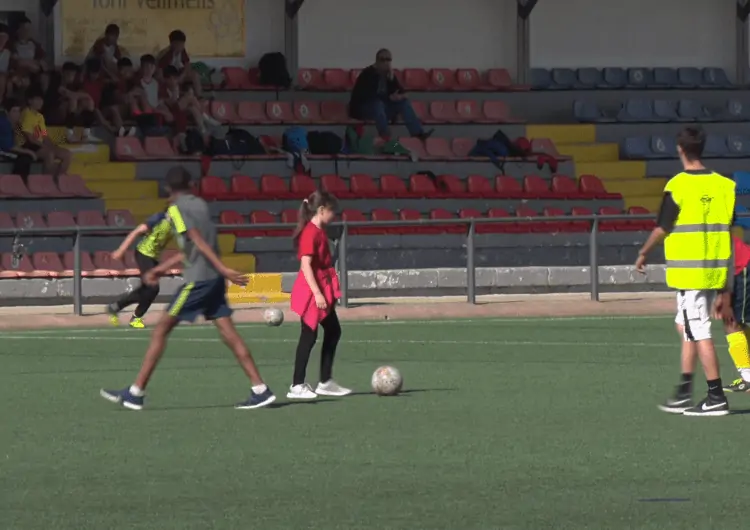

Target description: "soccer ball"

left=263, top=308, right=284, bottom=326
left=371, top=366, right=403, bottom=396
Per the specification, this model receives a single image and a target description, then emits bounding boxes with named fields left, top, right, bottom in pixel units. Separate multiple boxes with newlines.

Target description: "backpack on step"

left=344, top=125, right=375, bottom=155
left=307, top=131, right=343, bottom=155
left=282, top=126, right=309, bottom=154
left=258, top=52, right=292, bottom=89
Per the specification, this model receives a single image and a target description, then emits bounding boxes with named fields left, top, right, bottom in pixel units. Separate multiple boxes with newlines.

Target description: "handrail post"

left=339, top=222, right=349, bottom=308
left=466, top=220, right=476, bottom=304
left=589, top=216, right=599, bottom=302
left=73, top=230, right=83, bottom=315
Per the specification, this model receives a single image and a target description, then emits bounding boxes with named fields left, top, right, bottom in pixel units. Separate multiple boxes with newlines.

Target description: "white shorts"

left=674, top=290, right=715, bottom=341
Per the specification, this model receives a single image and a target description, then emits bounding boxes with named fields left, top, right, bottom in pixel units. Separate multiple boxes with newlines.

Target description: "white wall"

left=298, top=0, right=517, bottom=71
left=530, top=0, right=736, bottom=70
left=52, top=0, right=285, bottom=67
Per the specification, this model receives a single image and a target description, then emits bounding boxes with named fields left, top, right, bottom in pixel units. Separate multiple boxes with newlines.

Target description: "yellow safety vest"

left=663, top=171, right=735, bottom=290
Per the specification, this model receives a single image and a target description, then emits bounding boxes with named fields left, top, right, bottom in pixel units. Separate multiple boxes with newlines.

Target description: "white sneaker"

left=315, top=380, right=352, bottom=397
left=82, top=129, right=102, bottom=143
left=66, top=129, right=77, bottom=143
left=127, top=126, right=137, bottom=137
left=287, top=383, right=317, bottom=400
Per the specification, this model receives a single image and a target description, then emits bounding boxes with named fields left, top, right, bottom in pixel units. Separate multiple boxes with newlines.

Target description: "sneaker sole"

left=121, top=400, right=143, bottom=411
left=286, top=393, right=318, bottom=400
left=682, top=409, right=730, bottom=417
left=315, top=389, right=353, bottom=397
left=100, top=389, right=122, bottom=403
left=235, top=394, right=277, bottom=410
left=657, top=404, right=691, bottom=414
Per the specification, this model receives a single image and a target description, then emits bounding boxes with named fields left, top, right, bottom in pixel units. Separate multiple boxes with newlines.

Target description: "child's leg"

left=213, top=316, right=265, bottom=387
left=132, top=312, right=180, bottom=389
left=293, top=321, right=318, bottom=385
left=133, top=283, right=159, bottom=318
left=319, top=309, right=342, bottom=383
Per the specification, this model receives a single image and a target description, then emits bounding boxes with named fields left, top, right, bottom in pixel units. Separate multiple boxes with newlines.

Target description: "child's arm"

left=143, top=251, right=185, bottom=285
left=300, top=255, right=327, bottom=309
left=185, top=227, right=248, bottom=286
left=112, top=223, right=149, bottom=260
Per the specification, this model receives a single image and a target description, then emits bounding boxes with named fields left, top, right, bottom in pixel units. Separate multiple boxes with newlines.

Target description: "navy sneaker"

left=100, top=387, right=145, bottom=410
left=235, top=388, right=276, bottom=410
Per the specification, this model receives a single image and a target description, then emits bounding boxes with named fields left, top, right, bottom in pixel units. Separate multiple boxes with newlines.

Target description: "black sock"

left=707, top=378, right=724, bottom=399
left=678, top=373, right=693, bottom=395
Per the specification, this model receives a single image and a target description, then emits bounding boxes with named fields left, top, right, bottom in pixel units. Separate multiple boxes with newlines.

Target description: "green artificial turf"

left=1, top=315, right=747, bottom=529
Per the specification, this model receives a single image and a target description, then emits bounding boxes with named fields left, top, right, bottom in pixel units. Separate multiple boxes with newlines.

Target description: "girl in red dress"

left=288, top=191, right=351, bottom=400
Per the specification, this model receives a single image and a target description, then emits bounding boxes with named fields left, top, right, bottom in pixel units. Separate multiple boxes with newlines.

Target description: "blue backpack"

left=282, top=126, right=309, bottom=154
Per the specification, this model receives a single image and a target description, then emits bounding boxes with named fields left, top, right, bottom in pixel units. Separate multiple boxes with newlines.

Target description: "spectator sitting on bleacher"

left=47, top=61, right=98, bottom=143
left=112, top=57, right=137, bottom=136
left=0, top=98, right=35, bottom=178
left=19, top=86, right=71, bottom=175
left=80, top=57, right=127, bottom=140
left=86, top=23, right=124, bottom=80
left=348, top=49, right=432, bottom=141
left=131, top=54, right=170, bottom=123
left=10, top=17, right=48, bottom=91
left=0, top=24, right=11, bottom=103
left=156, top=30, right=202, bottom=97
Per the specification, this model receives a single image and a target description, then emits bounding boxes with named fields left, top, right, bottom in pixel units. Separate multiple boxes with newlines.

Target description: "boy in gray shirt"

left=101, top=167, right=276, bottom=410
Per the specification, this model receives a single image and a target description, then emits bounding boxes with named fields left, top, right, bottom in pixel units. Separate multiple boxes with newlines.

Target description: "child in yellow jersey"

left=107, top=211, right=173, bottom=328
left=717, top=236, right=750, bottom=392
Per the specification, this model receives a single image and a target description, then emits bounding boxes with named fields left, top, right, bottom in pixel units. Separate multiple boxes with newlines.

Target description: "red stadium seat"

left=551, top=174, right=586, bottom=199
left=219, top=210, right=250, bottom=237
left=322, top=69, right=348, bottom=90
left=250, top=211, right=287, bottom=237
left=321, top=174, right=352, bottom=198
left=320, top=101, right=351, bottom=123
left=571, top=207, right=594, bottom=231
left=522, top=174, right=556, bottom=199
left=437, top=174, right=471, bottom=198
left=542, top=207, right=573, bottom=233
left=487, top=69, right=513, bottom=90
left=1, top=252, right=34, bottom=277
left=480, top=207, right=518, bottom=234
left=0, top=212, right=13, bottom=231
left=31, top=252, right=62, bottom=278
left=452, top=137, right=475, bottom=158
left=483, top=101, right=520, bottom=123
left=425, top=137, right=454, bottom=159
left=409, top=174, right=438, bottom=197
left=456, top=100, right=485, bottom=122
left=144, top=137, right=176, bottom=157
left=628, top=206, right=656, bottom=230
left=341, top=208, right=368, bottom=235
left=77, top=210, right=107, bottom=228
left=403, top=69, right=430, bottom=90
left=93, top=250, right=126, bottom=276
left=467, top=175, right=495, bottom=197
left=350, top=174, right=384, bottom=198
left=15, top=211, right=45, bottom=230
left=115, top=137, right=146, bottom=160
left=238, top=101, right=270, bottom=123
left=429, top=69, right=457, bottom=91
left=293, top=101, right=322, bottom=123
left=58, top=174, right=98, bottom=197
left=459, top=208, right=484, bottom=230
left=410, top=101, right=436, bottom=124
left=531, top=138, right=560, bottom=157
left=0, top=174, right=32, bottom=197
left=221, top=67, right=251, bottom=89
left=579, top=174, right=621, bottom=199
left=371, top=208, right=398, bottom=234
left=47, top=211, right=77, bottom=230
left=260, top=174, right=293, bottom=199
left=280, top=209, right=299, bottom=235
left=210, top=101, right=240, bottom=123
left=429, top=208, right=463, bottom=233
left=456, top=69, right=481, bottom=90
left=106, top=210, right=135, bottom=228
left=495, top=175, right=525, bottom=199
left=398, top=209, right=424, bottom=234
left=297, top=68, right=323, bottom=90
left=290, top=174, right=317, bottom=197
left=429, top=101, right=462, bottom=123
left=246, top=67, right=266, bottom=90
left=63, top=251, right=105, bottom=277
left=349, top=69, right=362, bottom=86
left=230, top=174, right=260, bottom=199
left=397, top=137, right=428, bottom=158
left=597, top=206, right=628, bottom=231
left=27, top=174, right=63, bottom=197
left=515, top=205, right=546, bottom=233
left=199, top=176, right=229, bottom=200
left=380, top=174, right=411, bottom=197
left=266, top=101, right=294, bottom=122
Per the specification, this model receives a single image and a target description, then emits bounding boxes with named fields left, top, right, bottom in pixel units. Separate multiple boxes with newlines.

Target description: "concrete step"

left=576, top=161, right=647, bottom=179
left=557, top=143, right=619, bottom=162
left=87, top=180, right=158, bottom=200
left=526, top=124, right=596, bottom=145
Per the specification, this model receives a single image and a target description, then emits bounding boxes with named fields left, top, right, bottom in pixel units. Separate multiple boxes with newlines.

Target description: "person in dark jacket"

left=348, top=49, right=432, bottom=140
left=0, top=98, right=35, bottom=179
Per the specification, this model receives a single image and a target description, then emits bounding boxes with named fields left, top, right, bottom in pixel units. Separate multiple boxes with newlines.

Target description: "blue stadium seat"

left=651, top=68, right=678, bottom=88
left=627, top=68, right=654, bottom=88
left=677, top=99, right=711, bottom=121
left=621, top=136, right=650, bottom=159
left=722, top=99, right=749, bottom=121
left=576, top=68, right=603, bottom=88
left=650, top=135, right=677, bottom=158
left=573, top=100, right=615, bottom=122
left=734, top=172, right=750, bottom=195
left=727, top=135, right=750, bottom=157
left=531, top=68, right=552, bottom=90
left=602, top=67, right=626, bottom=88
left=702, top=68, right=733, bottom=88
left=617, top=99, right=657, bottom=122
left=677, top=67, right=702, bottom=88
left=735, top=204, right=750, bottom=228
left=653, top=100, right=679, bottom=121
left=704, top=134, right=729, bottom=157
left=551, top=68, right=576, bottom=89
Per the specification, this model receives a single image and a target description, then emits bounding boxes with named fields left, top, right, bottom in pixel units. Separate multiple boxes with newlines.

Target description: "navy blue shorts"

left=167, top=277, right=232, bottom=322
left=733, top=268, right=750, bottom=325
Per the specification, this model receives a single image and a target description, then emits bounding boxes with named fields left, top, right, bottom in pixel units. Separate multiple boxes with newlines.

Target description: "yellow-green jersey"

left=136, top=212, right=173, bottom=259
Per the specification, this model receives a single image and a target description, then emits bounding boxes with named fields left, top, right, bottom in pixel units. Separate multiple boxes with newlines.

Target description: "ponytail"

left=291, top=190, right=339, bottom=247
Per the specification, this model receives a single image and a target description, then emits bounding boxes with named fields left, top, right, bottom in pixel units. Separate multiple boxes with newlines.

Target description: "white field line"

left=0, top=314, right=676, bottom=337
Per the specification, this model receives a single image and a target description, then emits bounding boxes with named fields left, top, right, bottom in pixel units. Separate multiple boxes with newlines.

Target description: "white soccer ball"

left=263, top=308, right=284, bottom=326
left=371, top=365, right=403, bottom=396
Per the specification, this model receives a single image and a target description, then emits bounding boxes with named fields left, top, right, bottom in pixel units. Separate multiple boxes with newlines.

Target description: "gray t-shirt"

left=168, top=194, right=220, bottom=283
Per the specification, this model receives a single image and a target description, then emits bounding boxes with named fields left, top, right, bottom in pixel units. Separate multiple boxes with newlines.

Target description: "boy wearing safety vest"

left=636, top=126, right=736, bottom=417
left=719, top=235, right=750, bottom=392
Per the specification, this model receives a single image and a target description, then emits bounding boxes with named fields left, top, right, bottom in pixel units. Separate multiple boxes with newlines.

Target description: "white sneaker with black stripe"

left=682, top=395, right=730, bottom=417
left=287, top=383, right=317, bottom=400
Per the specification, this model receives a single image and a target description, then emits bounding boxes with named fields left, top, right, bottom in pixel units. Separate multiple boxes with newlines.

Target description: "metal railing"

left=0, top=213, right=660, bottom=314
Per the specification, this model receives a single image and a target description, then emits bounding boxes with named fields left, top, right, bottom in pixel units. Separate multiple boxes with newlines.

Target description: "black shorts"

left=135, top=250, right=158, bottom=276
left=167, top=276, right=232, bottom=323
left=22, top=142, right=41, bottom=152
left=733, top=268, right=750, bottom=325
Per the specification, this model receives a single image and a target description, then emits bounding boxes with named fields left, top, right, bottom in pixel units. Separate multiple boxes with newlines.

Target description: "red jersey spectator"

left=156, top=30, right=202, bottom=96
left=87, top=24, right=124, bottom=80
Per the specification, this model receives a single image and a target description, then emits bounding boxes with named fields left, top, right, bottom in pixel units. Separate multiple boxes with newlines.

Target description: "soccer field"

left=1, top=315, right=746, bottom=529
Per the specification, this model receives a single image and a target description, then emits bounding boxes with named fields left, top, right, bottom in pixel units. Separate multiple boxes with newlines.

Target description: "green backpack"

left=345, top=126, right=376, bottom=155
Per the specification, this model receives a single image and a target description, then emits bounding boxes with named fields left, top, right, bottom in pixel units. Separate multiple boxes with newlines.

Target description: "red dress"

left=290, top=222, right=341, bottom=330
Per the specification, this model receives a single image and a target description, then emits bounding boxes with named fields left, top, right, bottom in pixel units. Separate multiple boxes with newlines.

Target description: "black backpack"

left=209, top=129, right=266, bottom=156
left=307, top=131, right=343, bottom=155
left=258, top=52, right=291, bottom=88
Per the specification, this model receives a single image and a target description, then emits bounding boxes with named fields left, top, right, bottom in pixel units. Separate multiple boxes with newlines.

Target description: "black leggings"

left=293, top=309, right=342, bottom=386
left=114, top=251, right=160, bottom=318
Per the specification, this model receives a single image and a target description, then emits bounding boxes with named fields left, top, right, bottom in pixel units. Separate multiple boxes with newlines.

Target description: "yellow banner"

left=60, top=0, right=245, bottom=58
